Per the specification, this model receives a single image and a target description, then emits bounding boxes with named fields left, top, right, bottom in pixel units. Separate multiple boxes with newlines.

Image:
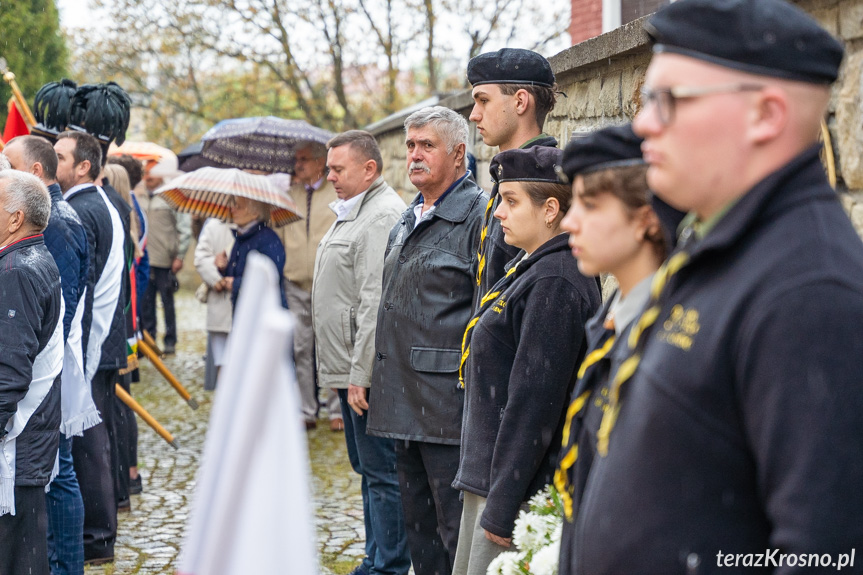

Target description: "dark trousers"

left=0, top=485, right=50, bottom=575
left=113, top=372, right=136, bottom=504
left=140, top=266, right=177, bottom=346
left=339, top=390, right=410, bottom=575
left=72, top=369, right=118, bottom=561
left=46, top=436, right=84, bottom=575
left=394, top=440, right=462, bottom=575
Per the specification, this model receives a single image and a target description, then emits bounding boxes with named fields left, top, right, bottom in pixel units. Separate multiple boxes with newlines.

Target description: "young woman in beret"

left=452, top=146, right=601, bottom=575
left=552, top=124, right=684, bottom=575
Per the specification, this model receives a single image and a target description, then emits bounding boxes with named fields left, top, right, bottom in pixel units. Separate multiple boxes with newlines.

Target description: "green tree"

left=0, top=0, right=68, bottom=133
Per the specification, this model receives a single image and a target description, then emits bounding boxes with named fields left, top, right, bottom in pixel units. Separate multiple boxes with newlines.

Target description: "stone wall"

left=368, top=0, right=863, bottom=237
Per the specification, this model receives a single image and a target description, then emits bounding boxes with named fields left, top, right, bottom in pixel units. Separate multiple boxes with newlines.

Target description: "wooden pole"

left=0, top=67, right=36, bottom=128
left=115, top=384, right=179, bottom=450
left=138, top=338, right=200, bottom=410
left=141, top=329, right=164, bottom=356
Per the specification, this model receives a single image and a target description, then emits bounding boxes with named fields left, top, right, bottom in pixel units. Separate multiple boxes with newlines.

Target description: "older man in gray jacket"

left=312, top=130, right=409, bottom=575
left=367, top=107, right=486, bottom=575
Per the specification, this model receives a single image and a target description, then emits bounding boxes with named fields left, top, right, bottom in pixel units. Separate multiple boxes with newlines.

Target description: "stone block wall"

left=369, top=0, right=863, bottom=237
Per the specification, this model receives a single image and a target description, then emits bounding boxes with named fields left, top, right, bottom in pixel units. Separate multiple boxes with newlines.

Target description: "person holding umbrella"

left=214, top=195, right=287, bottom=310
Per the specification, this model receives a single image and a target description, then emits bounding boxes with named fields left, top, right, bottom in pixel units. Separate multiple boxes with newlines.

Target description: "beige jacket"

left=276, top=179, right=337, bottom=293
left=311, top=177, right=405, bottom=389
left=193, top=218, right=235, bottom=333
left=135, top=182, right=192, bottom=268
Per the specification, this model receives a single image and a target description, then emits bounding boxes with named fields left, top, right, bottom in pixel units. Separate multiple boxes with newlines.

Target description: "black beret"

left=558, top=124, right=644, bottom=183
left=490, top=146, right=563, bottom=185
left=645, top=0, right=844, bottom=84
left=467, top=48, right=555, bottom=88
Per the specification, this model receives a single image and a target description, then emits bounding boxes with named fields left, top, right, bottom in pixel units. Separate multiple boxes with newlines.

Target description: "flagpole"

left=0, top=59, right=36, bottom=128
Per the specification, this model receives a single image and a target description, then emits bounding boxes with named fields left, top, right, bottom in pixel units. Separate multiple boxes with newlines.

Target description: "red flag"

left=3, top=98, right=30, bottom=143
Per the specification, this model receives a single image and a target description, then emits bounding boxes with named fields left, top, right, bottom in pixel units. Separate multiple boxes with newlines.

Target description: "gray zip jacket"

left=311, top=177, right=406, bottom=389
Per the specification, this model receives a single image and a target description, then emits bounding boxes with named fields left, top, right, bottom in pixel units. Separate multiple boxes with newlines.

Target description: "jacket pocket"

left=409, top=347, right=460, bottom=373
left=341, top=307, right=356, bottom=350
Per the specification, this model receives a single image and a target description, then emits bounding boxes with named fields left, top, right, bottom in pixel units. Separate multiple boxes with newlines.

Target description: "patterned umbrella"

left=108, top=141, right=174, bottom=161
left=200, top=116, right=333, bottom=173
left=154, top=167, right=302, bottom=227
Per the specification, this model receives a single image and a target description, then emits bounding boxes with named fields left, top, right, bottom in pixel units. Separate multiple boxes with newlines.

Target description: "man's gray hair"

left=0, top=169, right=51, bottom=231
left=298, top=141, right=327, bottom=159
left=404, top=106, right=469, bottom=154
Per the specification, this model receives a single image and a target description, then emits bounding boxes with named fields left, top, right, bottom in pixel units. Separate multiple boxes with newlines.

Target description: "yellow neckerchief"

left=594, top=250, right=690, bottom=457
left=554, top=330, right=616, bottom=520
left=459, top=262, right=520, bottom=388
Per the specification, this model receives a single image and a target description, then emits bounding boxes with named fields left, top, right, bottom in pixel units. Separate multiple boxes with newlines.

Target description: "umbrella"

left=154, top=167, right=302, bottom=227
left=177, top=141, right=230, bottom=172
left=200, top=116, right=333, bottom=173
left=108, top=141, right=174, bottom=161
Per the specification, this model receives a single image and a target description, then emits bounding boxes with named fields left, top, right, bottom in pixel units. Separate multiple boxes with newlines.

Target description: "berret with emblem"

left=570, top=0, right=863, bottom=572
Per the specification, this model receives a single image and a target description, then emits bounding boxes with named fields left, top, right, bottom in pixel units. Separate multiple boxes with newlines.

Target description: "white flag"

left=179, top=252, right=317, bottom=575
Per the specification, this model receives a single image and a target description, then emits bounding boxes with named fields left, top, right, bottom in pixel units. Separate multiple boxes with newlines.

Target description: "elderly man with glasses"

left=566, top=0, right=863, bottom=573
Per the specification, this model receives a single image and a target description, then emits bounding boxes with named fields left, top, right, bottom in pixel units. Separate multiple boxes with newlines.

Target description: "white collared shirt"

left=332, top=191, right=367, bottom=222
left=412, top=203, right=435, bottom=229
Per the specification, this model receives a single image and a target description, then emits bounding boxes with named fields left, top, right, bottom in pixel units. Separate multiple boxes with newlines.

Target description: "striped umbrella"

left=154, top=167, right=302, bottom=227
left=200, top=116, right=333, bottom=173
left=108, top=141, right=174, bottom=162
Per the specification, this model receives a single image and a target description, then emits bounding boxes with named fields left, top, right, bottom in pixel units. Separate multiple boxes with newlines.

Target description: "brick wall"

left=570, top=0, right=603, bottom=44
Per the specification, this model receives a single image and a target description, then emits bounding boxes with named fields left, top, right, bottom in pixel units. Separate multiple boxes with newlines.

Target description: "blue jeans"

left=338, top=389, right=410, bottom=575
left=46, top=436, right=84, bottom=575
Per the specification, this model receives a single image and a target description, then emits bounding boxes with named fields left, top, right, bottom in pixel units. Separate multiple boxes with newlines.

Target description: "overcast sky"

left=57, top=0, right=98, bottom=31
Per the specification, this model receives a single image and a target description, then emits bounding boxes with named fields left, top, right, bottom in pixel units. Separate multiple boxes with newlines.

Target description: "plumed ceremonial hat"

left=69, top=82, right=132, bottom=147
left=31, top=79, right=78, bottom=142
left=644, top=0, right=844, bottom=84
left=558, top=124, right=644, bottom=183
left=467, top=48, right=555, bottom=88
left=490, top=146, right=563, bottom=184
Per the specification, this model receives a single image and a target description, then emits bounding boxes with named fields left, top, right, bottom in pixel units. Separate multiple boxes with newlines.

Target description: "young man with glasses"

left=568, top=0, right=863, bottom=572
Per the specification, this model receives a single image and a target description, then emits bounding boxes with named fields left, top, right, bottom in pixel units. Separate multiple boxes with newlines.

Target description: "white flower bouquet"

left=487, top=485, right=563, bottom=575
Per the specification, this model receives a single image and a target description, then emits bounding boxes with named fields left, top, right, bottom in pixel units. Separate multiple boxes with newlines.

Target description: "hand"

left=223, top=277, right=234, bottom=291
left=484, top=529, right=512, bottom=548
left=171, top=257, right=184, bottom=274
left=215, top=251, right=228, bottom=272
left=347, top=384, right=369, bottom=416
left=213, top=278, right=227, bottom=292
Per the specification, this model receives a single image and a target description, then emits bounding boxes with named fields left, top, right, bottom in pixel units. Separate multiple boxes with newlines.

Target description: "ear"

left=7, top=209, right=25, bottom=234
left=514, top=89, right=532, bottom=117
left=364, top=159, right=377, bottom=178
left=633, top=205, right=659, bottom=242
left=545, top=196, right=560, bottom=222
left=30, top=162, right=45, bottom=180
left=77, top=160, right=92, bottom=179
left=454, top=143, right=466, bottom=167
left=747, top=87, right=788, bottom=145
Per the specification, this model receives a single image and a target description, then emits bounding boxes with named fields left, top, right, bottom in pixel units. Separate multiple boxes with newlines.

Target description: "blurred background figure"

left=135, top=153, right=190, bottom=355
left=276, top=142, right=341, bottom=431
left=194, top=218, right=235, bottom=391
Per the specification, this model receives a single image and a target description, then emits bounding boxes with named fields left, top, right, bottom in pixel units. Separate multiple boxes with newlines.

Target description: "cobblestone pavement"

left=84, top=291, right=366, bottom=574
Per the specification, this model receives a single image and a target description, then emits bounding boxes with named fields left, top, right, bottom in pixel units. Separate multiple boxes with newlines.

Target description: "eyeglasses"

left=640, top=83, right=764, bottom=126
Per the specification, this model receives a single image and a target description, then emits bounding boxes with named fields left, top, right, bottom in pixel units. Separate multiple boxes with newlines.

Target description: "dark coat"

left=0, top=236, right=62, bottom=486
left=102, top=182, right=135, bottom=363
left=42, top=183, right=89, bottom=342
left=573, top=147, right=863, bottom=574
left=475, top=135, right=557, bottom=308
left=65, top=184, right=128, bottom=373
left=452, top=234, right=600, bottom=538
left=225, top=221, right=287, bottom=309
left=366, top=175, right=487, bottom=444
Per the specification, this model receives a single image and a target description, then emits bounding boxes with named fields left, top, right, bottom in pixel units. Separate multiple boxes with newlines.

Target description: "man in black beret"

left=571, top=0, right=863, bottom=572
left=466, top=48, right=559, bottom=308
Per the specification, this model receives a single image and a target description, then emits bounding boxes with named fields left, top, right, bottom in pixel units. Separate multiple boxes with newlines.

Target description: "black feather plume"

left=69, top=82, right=132, bottom=146
left=33, top=79, right=78, bottom=131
